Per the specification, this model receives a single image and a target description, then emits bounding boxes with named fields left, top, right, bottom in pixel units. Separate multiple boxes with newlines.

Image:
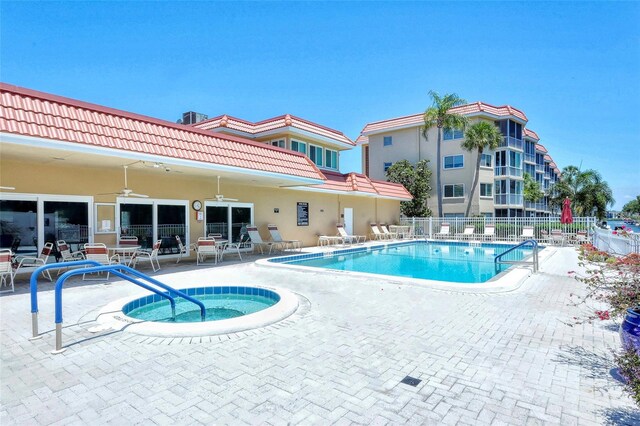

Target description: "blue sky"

left=2, top=1, right=639, bottom=210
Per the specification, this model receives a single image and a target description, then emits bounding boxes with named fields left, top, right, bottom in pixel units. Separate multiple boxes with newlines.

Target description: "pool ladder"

left=494, top=239, right=539, bottom=273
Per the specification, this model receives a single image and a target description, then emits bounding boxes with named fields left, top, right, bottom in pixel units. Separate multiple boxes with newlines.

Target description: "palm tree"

left=422, top=91, right=468, bottom=217
left=551, top=166, right=614, bottom=219
left=461, top=121, right=502, bottom=216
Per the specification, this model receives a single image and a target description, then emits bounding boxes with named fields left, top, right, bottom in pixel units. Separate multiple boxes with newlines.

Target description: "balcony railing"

left=494, top=166, right=523, bottom=178
left=494, top=194, right=523, bottom=206
left=524, top=153, right=536, bottom=163
left=499, top=136, right=523, bottom=150
left=535, top=164, right=545, bottom=172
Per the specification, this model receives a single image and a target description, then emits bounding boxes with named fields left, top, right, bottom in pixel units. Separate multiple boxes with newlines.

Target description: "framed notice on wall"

left=297, top=202, right=309, bottom=226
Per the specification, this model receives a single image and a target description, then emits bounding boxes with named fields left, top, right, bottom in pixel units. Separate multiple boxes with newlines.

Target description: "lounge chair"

left=550, top=229, right=564, bottom=246
left=247, top=226, right=284, bottom=254
left=574, top=230, right=589, bottom=245
left=538, top=230, right=550, bottom=244
left=380, top=224, right=397, bottom=240
left=15, top=242, right=54, bottom=282
left=55, top=240, right=86, bottom=275
left=130, top=239, right=162, bottom=272
left=196, top=237, right=219, bottom=265
left=336, top=224, right=366, bottom=245
left=318, top=235, right=343, bottom=246
left=369, top=224, right=387, bottom=240
left=481, top=224, right=495, bottom=242
left=175, top=235, right=189, bottom=263
left=267, top=224, right=302, bottom=251
left=0, top=249, right=15, bottom=293
left=518, top=226, right=535, bottom=242
left=455, top=225, right=476, bottom=241
left=83, top=243, right=120, bottom=280
left=434, top=223, right=450, bottom=239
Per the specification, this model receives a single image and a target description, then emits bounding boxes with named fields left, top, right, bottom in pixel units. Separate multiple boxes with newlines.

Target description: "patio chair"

left=518, top=226, right=535, bottom=242
left=267, top=224, right=302, bottom=251
left=83, top=243, right=120, bottom=280
left=434, top=223, right=450, bottom=239
left=56, top=240, right=86, bottom=275
left=369, top=224, right=387, bottom=240
left=550, top=229, right=564, bottom=246
left=15, top=242, right=54, bottom=282
left=575, top=230, right=589, bottom=245
left=220, top=233, right=248, bottom=261
left=538, top=229, right=550, bottom=244
left=481, top=224, right=495, bottom=242
left=196, top=237, right=220, bottom=265
left=380, top=224, right=397, bottom=240
left=130, top=239, right=162, bottom=272
left=455, top=225, right=476, bottom=241
left=0, top=249, right=15, bottom=293
left=9, top=237, right=21, bottom=255
left=246, top=226, right=284, bottom=254
left=175, top=235, right=190, bottom=263
left=336, top=224, right=366, bottom=245
left=117, top=235, right=139, bottom=265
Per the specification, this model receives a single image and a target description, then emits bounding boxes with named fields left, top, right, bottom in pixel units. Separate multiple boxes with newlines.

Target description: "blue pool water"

left=124, top=286, right=279, bottom=323
left=277, top=242, right=537, bottom=283
left=608, top=220, right=640, bottom=233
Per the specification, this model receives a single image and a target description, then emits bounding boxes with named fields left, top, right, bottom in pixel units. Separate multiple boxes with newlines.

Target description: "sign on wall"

left=297, top=202, right=309, bottom=226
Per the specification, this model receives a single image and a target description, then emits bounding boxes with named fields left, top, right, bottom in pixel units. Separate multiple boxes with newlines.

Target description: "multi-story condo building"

left=358, top=102, right=561, bottom=218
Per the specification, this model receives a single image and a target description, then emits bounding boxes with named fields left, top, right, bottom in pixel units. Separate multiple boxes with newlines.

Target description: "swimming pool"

left=268, top=241, right=540, bottom=284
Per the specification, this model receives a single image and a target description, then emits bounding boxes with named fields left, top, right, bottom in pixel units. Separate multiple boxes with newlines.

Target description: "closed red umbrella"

left=561, top=197, right=573, bottom=224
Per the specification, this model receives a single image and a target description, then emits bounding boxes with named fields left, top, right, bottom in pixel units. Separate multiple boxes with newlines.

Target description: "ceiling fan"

left=99, top=165, right=149, bottom=198
left=207, top=176, right=238, bottom=202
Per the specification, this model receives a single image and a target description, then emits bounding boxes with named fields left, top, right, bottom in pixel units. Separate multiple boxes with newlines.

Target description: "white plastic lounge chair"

left=220, top=233, right=247, bottom=261
left=15, top=242, right=54, bottom=282
left=455, top=225, right=476, bottom=241
left=519, top=226, right=535, bottom=242
left=130, top=239, right=162, bottom=272
left=550, top=229, right=564, bottom=246
left=369, top=224, right=387, bottom=240
left=83, top=243, right=119, bottom=280
left=175, top=235, right=189, bottom=263
left=380, top=224, right=397, bottom=240
left=0, top=249, right=15, bottom=293
left=481, top=225, right=495, bottom=242
left=196, top=238, right=219, bottom=265
left=267, top=224, right=302, bottom=251
left=336, top=224, right=366, bottom=244
left=56, top=240, right=86, bottom=275
left=117, top=235, right=139, bottom=265
left=247, top=226, right=284, bottom=254
left=434, top=223, right=450, bottom=239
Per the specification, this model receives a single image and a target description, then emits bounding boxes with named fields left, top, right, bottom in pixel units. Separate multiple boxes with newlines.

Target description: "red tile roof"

left=194, top=113, right=355, bottom=146
left=355, top=134, right=369, bottom=145
left=536, top=144, right=548, bottom=153
left=360, top=101, right=528, bottom=134
left=311, top=171, right=412, bottom=200
left=0, top=83, right=325, bottom=181
left=524, top=128, right=539, bottom=140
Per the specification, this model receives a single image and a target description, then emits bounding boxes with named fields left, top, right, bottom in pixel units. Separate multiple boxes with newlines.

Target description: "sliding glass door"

left=205, top=202, right=253, bottom=247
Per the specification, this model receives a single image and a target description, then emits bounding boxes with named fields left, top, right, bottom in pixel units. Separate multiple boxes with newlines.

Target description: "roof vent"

left=181, top=111, right=208, bottom=125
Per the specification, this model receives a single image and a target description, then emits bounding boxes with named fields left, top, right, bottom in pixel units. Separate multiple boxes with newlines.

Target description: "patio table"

left=106, top=245, right=140, bottom=265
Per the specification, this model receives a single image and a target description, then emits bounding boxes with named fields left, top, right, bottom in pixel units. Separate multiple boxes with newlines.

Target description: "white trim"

left=0, top=133, right=324, bottom=185
left=207, top=126, right=354, bottom=149
left=203, top=201, right=254, bottom=251
left=290, top=139, right=307, bottom=155
left=442, top=154, right=465, bottom=170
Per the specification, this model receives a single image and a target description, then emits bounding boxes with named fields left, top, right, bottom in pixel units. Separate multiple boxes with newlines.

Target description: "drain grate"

left=400, top=375, right=421, bottom=387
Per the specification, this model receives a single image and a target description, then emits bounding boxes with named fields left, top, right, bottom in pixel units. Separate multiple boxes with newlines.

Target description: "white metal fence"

left=400, top=216, right=597, bottom=242
left=592, top=228, right=640, bottom=255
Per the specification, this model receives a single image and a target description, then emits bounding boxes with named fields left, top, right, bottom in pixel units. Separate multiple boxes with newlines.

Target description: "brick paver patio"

left=1, top=247, right=638, bottom=425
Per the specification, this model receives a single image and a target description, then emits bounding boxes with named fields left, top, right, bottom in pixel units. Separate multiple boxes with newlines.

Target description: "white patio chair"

left=575, top=230, right=589, bottom=245
left=196, top=237, right=219, bottom=265
left=130, top=239, right=161, bottom=272
left=267, top=224, right=302, bottom=251
left=247, top=226, right=284, bottom=254
left=519, top=226, right=535, bottom=242
left=481, top=225, right=495, bottom=242
left=434, top=223, right=450, bottom=239
left=550, top=229, right=564, bottom=246
left=380, top=224, right=397, bottom=240
left=117, top=235, right=139, bottom=265
left=15, top=242, right=54, bottom=282
left=175, top=235, right=190, bottom=263
left=220, top=233, right=248, bottom=261
left=56, top=240, right=86, bottom=275
left=336, top=224, right=366, bottom=244
left=455, top=225, right=476, bottom=241
left=83, top=243, right=120, bottom=280
left=0, top=249, right=15, bottom=293
left=369, top=224, right=387, bottom=240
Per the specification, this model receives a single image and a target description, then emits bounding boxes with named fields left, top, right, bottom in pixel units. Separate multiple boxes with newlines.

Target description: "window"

left=309, top=144, right=323, bottom=167
left=291, top=140, right=307, bottom=154
left=270, top=139, right=285, bottom=148
left=444, top=213, right=465, bottom=218
left=383, top=136, right=393, bottom=146
left=480, top=154, right=492, bottom=168
left=480, top=183, right=493, bottom=197
left=325, top=149, right=338, bottom=170
left=443, top=155, right=464, bottom=169
left=384, top=162, right=392, bottom=172
left=443, top=128, right=464, bottom=140
left=443, top=184, right=464, bottom=198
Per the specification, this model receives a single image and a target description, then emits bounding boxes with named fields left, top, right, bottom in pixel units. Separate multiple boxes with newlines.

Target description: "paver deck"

left=1, top=247, right=638, bottom=425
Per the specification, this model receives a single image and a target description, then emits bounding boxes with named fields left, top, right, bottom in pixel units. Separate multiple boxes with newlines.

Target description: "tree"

left=523, top=173, right=544, bottom=204
left=386, top=159, right=433, bottom=217
left=422, top=91, right=468, bottom=217
left=550, top=165, right=614, bottom=219
left=460, top=121, right=502, bottom=216
left=622, top=196, right=640, bottom=216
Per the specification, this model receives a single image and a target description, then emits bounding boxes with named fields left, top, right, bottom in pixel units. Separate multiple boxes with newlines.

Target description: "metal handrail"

left=494, top=239, right=539, bottom=273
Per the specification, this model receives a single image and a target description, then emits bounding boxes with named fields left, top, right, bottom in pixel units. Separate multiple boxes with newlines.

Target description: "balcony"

left=544, top=172, right=551, bottom=179
left=494, top=194, right=523, bottom=206
left=494, top=166, right=523, bottom=178
left=535, top=164, right=545, bottom=172
left=524, top=153, right=536, bottom=163
left=499, top=136, right=523, bottom=150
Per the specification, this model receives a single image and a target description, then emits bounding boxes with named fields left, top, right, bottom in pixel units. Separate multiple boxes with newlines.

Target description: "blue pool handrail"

left=494, top=239, right=539, bottom=273
left=52, top=264, right=207, bottom=353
